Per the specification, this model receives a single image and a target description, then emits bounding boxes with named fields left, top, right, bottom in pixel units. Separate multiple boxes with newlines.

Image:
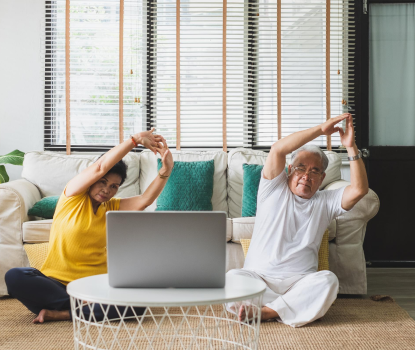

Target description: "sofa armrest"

left=324, top=180, right=380, bottom=294
left=0, top=179, right=41, bottom=296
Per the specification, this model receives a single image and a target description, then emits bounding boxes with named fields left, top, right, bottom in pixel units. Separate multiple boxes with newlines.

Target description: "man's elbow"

left=270, top=142, right=286, bottom=156
left=353, top=187, right=369, bottom=202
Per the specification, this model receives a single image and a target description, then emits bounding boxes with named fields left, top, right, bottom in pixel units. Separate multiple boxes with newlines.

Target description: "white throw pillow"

left=22, top=151, right=140, bottom=198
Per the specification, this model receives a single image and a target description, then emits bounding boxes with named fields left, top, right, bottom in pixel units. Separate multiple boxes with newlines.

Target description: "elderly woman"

left=5, top=128, right=174, bottom=323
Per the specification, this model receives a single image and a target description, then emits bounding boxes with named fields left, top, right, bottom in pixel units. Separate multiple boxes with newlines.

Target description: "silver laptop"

left=106, top=211, right=227, bottom=288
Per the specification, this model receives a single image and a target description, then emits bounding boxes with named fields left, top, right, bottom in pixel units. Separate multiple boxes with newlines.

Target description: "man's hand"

left=134, top=128, right=163, bottom=155
left=321, top=113, right=350, bottom=137
left=155, top=136, right=174, bottom=176
left=337, top=114, right=355, bottom=148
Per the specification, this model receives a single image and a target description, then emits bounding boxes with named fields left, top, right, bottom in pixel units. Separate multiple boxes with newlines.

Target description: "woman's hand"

left=156, top=136, right=174, bottom=176
left=134, top=128, right=163, bottom=155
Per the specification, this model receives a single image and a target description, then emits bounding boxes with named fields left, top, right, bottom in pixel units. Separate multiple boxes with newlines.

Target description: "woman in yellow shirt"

left=5, top=128, right=174, bottom=323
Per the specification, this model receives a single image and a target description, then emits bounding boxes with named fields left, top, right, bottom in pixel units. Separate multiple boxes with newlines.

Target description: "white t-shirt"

left=244, top=170, right=347, bottom=279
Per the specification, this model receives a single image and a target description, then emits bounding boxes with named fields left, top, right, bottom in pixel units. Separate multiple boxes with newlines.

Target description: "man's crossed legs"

left=226, top=269, right=339, bottom=328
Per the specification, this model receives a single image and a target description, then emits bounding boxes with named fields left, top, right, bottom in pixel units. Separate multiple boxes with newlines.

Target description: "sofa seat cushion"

left=23, top=220, right=52, bottom=243
left=140, top=150, right=228, bottom=213
left=227, top=148, right=342, bottom=218
left=231, top=217, right=256, bottom=243
left=22, top=151, right=140, bottom=198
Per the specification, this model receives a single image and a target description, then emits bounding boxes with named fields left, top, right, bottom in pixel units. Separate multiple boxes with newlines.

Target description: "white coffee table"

left=67, top=274, right=266, bottom=350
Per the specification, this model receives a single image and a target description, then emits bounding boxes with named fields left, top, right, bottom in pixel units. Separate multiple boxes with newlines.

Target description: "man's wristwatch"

left=347, top=149, right=362, bottom=161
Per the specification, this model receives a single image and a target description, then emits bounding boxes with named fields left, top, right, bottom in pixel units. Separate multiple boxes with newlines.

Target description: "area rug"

left=1, top=297, right=415, bottom=350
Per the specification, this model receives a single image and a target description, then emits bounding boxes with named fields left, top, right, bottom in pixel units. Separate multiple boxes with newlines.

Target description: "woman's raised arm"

left=65, top=129, right=162, bottom=197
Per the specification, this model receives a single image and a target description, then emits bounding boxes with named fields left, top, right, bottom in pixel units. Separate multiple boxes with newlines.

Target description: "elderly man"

left=227, top=113, right=368, bottom=328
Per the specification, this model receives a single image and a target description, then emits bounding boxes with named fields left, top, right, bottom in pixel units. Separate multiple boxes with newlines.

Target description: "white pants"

left=226, top=269, right=339, bottom=328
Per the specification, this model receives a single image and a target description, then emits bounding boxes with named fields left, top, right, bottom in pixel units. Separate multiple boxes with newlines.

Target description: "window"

left=44, top=0, right=355, bottom=152
left=44, top=0, right=144, bottom=152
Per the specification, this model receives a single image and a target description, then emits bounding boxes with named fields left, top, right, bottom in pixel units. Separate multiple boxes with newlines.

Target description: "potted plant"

left=0, top=150, right=25, bottom=184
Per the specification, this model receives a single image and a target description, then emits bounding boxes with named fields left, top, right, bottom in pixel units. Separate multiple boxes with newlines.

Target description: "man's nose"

left=301, top=172, right=311, bottom=181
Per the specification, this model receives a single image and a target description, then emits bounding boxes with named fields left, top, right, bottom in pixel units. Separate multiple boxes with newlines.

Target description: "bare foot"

left=260, top=306, right=279, bottom=321
left=33, top=309, right=71, bottom=323
left=238, top=305, right=279, bottom=323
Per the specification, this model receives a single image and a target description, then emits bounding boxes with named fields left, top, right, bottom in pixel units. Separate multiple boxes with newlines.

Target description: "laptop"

left=106, top=211, right=227, bottom=288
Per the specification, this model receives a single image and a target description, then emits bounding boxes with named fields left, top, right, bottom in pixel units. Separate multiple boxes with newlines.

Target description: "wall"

left=0, top=1, right=352, bottom=184
left=0, top=0, right=44, bottom=181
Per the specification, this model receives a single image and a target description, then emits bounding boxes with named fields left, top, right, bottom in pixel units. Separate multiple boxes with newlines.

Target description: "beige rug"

left=1, top=297, right=415, bottom=350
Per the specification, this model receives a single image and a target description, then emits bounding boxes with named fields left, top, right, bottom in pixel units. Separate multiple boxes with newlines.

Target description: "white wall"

left=0, top=0, right=44, bottom=181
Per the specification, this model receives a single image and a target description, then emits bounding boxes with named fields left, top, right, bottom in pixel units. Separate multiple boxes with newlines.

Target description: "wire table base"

left=70, top=297, right=263, bottom=350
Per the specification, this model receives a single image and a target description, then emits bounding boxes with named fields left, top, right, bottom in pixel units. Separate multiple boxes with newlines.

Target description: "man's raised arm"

left=339, top=115, right=369, bottom=210
left=263, top=113, right=349, bottom=180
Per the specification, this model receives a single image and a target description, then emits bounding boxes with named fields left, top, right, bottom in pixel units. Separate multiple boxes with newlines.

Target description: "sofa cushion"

left=28, top=196, right=60, bottom=219
left=140, top=150, right=228, bottom=213
left=22, top=217, right=233, bottom=244
left=227, top=148, right=342, bottom=218
left=156, top=159, right=214, bottom=211
left=231, top=217, right=256, bottom=243
left=241, top=164, right=263, bottom=217
left=23, top=219, right=53, bottom=243
left=23, top=243, right=49, bottom=270
left=22, top=151, right=140, bottom=198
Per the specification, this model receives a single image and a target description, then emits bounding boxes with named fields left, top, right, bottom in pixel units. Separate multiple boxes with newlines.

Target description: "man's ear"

left=319, top=172, right=326, bottom=186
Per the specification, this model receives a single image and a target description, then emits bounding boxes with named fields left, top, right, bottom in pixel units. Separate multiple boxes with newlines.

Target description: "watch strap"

left=347, top=149, right=362, bottom=161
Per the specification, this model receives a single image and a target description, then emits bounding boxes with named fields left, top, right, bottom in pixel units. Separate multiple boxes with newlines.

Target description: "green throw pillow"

left=156, top=159, right=214, bottom=211
left=242, top=164, right=264, bottom=217
left=28, top=196, right=60, bottom=219
left=241, top=164, right=288, bottom=217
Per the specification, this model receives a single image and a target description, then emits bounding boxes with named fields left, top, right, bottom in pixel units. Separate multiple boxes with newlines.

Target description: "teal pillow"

left=242, top=164, right=264, bottom=217
left=156, top=159, right=215, bottom=211
left=241, top=164, right=288, bottom=217
left=28, top=196, right=60, bottom=219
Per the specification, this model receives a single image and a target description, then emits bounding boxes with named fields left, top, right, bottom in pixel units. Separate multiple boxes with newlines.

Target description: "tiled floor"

left=366, top=268, right=415, bottom=320
left=339, top=268, right=415, bottom=320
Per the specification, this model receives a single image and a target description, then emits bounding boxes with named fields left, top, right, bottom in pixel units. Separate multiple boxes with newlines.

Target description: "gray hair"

left=291, top=145, right=329, bottom=172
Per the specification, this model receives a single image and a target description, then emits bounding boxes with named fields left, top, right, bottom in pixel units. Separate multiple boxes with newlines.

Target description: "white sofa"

left=0, top=148, right=380, bottom=296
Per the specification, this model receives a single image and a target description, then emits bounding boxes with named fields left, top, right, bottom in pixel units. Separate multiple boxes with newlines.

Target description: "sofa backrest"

left=227, top=148, right=342, bottom=218
left=139, top=150, right=228, bottom=213
left=22, top=151, right=140, bottom=198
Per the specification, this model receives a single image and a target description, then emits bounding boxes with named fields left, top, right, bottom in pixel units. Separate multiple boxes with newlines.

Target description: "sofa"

left=0, top=148, right=380, bottom=297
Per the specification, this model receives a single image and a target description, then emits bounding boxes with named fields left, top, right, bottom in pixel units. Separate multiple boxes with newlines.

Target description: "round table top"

left=67, top=274, right=266, bottom=307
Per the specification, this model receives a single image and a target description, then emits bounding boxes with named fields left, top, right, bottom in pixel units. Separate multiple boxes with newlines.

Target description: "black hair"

left=96, top=154, right=128, bottom=186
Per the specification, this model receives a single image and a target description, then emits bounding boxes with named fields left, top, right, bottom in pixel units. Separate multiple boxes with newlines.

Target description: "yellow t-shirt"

left=40, top=186, right=120, bottom=285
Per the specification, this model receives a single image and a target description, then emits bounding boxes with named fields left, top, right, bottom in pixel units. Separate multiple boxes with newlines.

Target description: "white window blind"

left=44, top=0, right=354, bottom=151
left=148, top=0, right=355, bottom=150
left=43, top=0, right=144, bottom=152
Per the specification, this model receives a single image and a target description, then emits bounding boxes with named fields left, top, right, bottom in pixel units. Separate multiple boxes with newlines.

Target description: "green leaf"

left=0, top=165, right=9, bottom=184
left=0, top=150, right=25, bottom=166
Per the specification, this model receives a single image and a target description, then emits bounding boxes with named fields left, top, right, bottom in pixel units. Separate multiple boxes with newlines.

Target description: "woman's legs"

left=85, top=304, right=146, bottom=322
left=5, top=267, right=70, bottom=315
left=5, top=267, right=146, bottom=322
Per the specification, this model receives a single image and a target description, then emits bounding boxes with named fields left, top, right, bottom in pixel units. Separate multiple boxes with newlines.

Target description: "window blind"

left=43, top=0, right=144, bottom=152
left=148, top=0, right=355, bottom=150
left=44, top=0, right=354, bottom=152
